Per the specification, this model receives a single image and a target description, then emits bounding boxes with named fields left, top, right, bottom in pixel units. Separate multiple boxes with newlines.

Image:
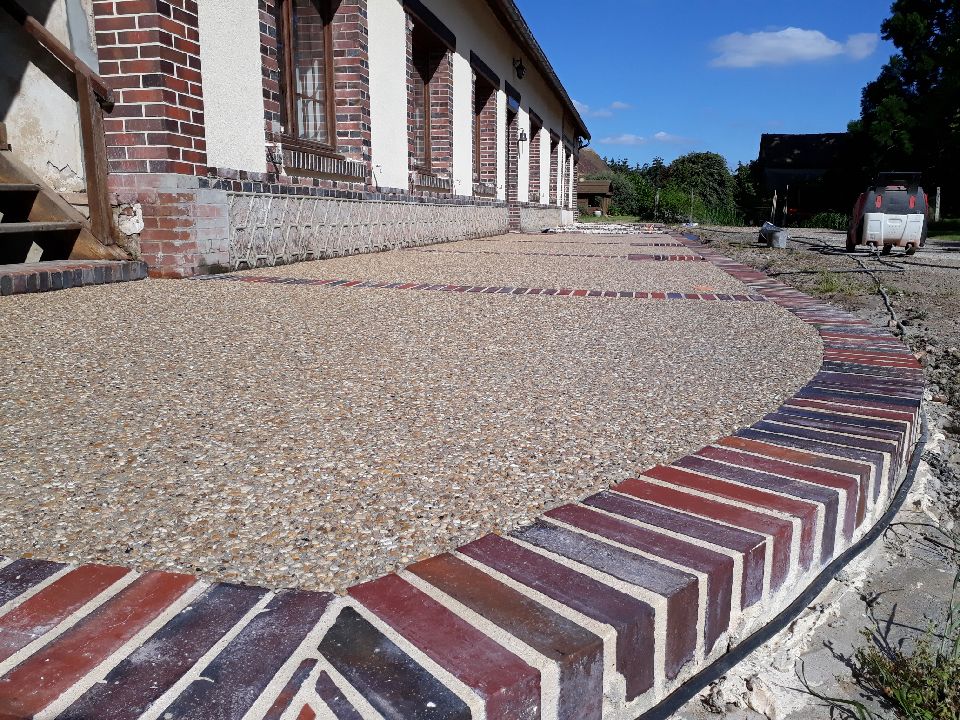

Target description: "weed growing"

left=800, top=525, right=960, bottom=719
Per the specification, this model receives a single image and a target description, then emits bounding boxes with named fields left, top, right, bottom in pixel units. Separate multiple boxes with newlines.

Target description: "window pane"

left=411, top=58, right=428, bottom=167
left=292, top=0, right=329, bottom=144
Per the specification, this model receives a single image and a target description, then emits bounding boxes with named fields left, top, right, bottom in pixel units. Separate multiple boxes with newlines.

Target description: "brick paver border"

left=0, top=260, right=148, bottom=296
left=191, top=274, right=767, bottom=303
left=0, top=234, right=923, bottom=720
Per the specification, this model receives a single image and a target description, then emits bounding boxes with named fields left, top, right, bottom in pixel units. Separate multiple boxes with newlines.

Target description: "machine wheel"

left=906, top=244, right=918, bottom=256
left=881, top=244, right=893, bottom=256
left=846, top=230, right=858, bottom=253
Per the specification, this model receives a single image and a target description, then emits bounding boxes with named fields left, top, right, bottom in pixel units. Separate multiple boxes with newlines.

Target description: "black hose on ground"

left=637, top=412, right=930, bottom=720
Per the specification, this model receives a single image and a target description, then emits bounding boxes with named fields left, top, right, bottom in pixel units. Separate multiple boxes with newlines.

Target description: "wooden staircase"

left=0, top=139, right=147, bottom=296
left=0, top=0, right=149, bottom=294
left=0, top=183, right=83, bottom=264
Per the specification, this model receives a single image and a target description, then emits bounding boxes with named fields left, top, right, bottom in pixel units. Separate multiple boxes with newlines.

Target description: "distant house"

left=755, top=133, right=851, bottom=217
left=577, top=180, right=613, bottom=216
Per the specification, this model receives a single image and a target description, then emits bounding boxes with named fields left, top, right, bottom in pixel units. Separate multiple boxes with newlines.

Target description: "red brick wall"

left=406, top=14, right=453, bottom=187
left=332, top=1, right=371, bottom=164
left=549, top=136, right=559, bottom=205
left=529, top=123, right=542, bottom=204
left=428, top=50, right=453, bottom=177
left=507, top=111, right=519, bottom=231
left=475, top=82, right=498, bottom=191
left=94, top=0, right=207, bottom=177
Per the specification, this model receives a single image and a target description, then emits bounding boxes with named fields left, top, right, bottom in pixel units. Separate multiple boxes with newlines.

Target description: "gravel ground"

left=0, top=232, right=822, bottom=593
left=240, top=233, right=738, bottom=293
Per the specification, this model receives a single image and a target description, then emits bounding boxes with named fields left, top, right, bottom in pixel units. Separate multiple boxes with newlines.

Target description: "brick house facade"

left=80, top=0, right=589, bottom=277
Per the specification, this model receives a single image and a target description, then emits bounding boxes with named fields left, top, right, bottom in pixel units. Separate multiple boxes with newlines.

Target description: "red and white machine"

left=847, top=173, right=929, bottom=255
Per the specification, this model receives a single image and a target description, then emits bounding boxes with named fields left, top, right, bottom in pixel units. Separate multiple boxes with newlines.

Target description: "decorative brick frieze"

left=225, top=192, right=508, bottom=269
left=93, top=0, right=208, bottom=177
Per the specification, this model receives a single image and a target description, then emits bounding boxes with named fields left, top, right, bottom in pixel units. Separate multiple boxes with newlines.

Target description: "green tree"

left=853, top=0, right=960, bottom=210
left=667, top=152, right=736, bottom=210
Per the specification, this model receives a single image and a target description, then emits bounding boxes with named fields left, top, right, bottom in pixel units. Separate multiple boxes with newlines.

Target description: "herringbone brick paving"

left=0, top=233, right=923, bottom=719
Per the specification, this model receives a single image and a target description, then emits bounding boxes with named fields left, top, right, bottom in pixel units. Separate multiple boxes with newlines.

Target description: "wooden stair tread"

left=0, top=221, right=83, bottom=234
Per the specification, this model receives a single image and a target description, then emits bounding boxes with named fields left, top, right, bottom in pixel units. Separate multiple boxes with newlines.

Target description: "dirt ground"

left=669, top=225, right=960, bottom=720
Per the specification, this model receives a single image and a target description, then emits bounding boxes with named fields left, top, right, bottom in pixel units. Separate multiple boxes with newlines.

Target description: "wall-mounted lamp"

left=518, top=130, right=529, bottom=144
left=512, top=57, right=526, bottom=79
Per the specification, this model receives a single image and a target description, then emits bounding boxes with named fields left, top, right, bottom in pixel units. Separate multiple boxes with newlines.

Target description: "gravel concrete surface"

left=0, top=232, right=822, bottom=593
left=241, top=233, right=740, bottom=293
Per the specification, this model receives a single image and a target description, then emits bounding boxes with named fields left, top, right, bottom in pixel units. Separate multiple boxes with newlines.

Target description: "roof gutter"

left=485, top=0, right=591, bottom=141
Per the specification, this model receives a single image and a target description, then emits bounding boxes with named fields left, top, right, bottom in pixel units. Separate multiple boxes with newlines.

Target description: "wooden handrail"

left=1, top=0, right=116, bottom=246
left=0, top=0, right=115, bottom=109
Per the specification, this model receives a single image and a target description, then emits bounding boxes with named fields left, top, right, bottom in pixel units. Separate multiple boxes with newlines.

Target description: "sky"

left=517, top=0, right=896, bottom=169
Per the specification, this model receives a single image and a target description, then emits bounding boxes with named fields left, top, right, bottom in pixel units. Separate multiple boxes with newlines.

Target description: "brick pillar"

left=549, top=137, right=558, bottom=205
left=529, top=126, right=541, bottom=204
left=507, top=111, right=519, bottom=231
left=332, top=1, right=372, bottom=167
left=94, top=0, right=220, bottom=278
left=429, top=50, right=454, bottom=179
left=94, top=0, right=207, bottom=176
left=477, top=85, right=498, bottom=190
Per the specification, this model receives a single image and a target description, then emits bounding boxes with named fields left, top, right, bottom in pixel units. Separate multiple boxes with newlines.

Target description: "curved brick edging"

left=0, top=235, right=923, bottom=720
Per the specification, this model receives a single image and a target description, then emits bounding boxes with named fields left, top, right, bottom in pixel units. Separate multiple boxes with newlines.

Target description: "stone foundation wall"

left=519, top=204, right=563, bottom=234
left=226, top=194, right=509, bottom=270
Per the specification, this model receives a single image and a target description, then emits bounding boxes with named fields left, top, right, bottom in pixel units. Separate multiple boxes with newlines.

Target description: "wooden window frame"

left=277, top=0, right=339, bottom=158
left=410, top=34, right=435, bottom=174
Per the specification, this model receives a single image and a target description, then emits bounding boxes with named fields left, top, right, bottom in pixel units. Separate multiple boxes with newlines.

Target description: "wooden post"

left=935, top=187, right=942, bottom=222
left=76, top=69, right=114, bottom=246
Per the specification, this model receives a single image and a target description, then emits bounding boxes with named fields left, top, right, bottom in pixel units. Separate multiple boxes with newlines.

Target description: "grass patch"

left=930, top=218, right=960, bottom=241
left=800, top=525, right=960, bottom=719
left=812, top=271, right=862, bottom=297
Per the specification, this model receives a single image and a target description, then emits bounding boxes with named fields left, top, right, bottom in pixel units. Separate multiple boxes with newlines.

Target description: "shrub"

left=800, top=212, right=850, bottom=231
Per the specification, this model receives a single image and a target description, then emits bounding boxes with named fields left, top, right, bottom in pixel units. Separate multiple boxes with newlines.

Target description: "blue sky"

left=518, top=0, right=895, bottom=168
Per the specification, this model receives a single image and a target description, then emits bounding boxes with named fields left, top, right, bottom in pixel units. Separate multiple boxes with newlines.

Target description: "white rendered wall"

left=450, top=52, right=473, bottom=196
left=368, top=0, right=410, bottom=190
left=197, top=0, right=266, bottom=172
left=1, top=0, right=84, bottom=188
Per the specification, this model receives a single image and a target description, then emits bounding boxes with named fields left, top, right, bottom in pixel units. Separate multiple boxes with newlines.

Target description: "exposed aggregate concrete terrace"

left=0, top=233, right=822, bottom=593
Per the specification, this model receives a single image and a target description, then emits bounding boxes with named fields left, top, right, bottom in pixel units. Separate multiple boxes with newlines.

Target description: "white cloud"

left=710, top=27, right=879, bottom=68
left=599, top=134, right=648, bottom=146
left=574, top=99, right=631, bottom=119
left=653, top=131, right=692, bottom=145
left=600, top=131, right=693, bottom=147
left=845, top=33, right=880, bottom=60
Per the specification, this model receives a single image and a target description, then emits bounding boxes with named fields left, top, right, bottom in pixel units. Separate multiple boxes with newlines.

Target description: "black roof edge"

left=486, top=0, right=590, bottom=141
